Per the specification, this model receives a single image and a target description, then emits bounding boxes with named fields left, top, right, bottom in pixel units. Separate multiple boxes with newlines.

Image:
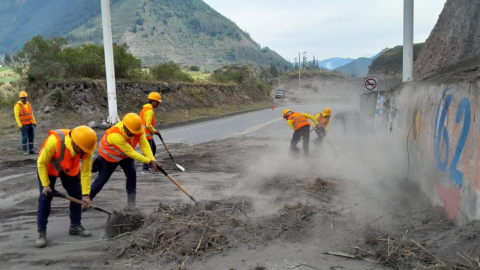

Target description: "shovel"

left=155, top=165, right=198, bottom=204
left=157, top=134, right=185, bottom=171
left=299, top=128, right=341, bottom=151
left=50, top=190, right=112, bottom=217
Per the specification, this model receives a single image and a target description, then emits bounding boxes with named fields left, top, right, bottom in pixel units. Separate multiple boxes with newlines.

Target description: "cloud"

left=203, top=0, right=446, bottom=60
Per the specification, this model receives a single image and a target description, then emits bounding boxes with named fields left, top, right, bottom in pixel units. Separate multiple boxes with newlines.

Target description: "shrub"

left=0, top=82, right=4, bottom=86
left=150, top=61, right=194, bottom=83
left=52, top=88, right=66, bottom=104
left=189, top=65, right=200, bottom=71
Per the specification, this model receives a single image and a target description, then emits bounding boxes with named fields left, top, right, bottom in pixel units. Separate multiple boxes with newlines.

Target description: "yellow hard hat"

left=322, top=108, right=332, bottom=116
left=19, top=91, right=28, bottom=98
left=123, top=113, right=143, bottom=134
left=147, top=92, right=162, bottom=102
left=71, top=126, right=97, bottom=153
left=283, top=109, right=292, bottom=118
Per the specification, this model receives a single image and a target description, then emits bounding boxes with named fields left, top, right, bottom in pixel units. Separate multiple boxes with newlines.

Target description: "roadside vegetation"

left=368, top=43, right=424, bottom=75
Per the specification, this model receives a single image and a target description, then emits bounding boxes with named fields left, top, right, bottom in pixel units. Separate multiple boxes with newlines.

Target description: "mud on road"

left=0, top=112, right=479, bottom=270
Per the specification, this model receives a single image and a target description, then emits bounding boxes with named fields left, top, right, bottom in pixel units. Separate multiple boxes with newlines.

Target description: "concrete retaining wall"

left=358, top=78, right=480, bottom=222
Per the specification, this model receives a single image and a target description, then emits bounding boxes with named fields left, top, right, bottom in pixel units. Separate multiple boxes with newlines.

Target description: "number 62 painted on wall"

left=434, top=87, right=471, bottom=187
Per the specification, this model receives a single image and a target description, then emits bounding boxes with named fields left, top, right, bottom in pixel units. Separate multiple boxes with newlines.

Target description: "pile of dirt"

left=105, top=208, right=145, bottom=238
left=112, top=198, right=252, bottom=261
left=307, top=177, right=337, bottom=193
left=351, top=207, right=480, bottom=269
left=109, top=199, right=319, bottom=264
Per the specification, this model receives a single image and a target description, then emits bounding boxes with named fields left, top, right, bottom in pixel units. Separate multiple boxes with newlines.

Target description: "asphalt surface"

left=157, top=103, right=356, bottom=146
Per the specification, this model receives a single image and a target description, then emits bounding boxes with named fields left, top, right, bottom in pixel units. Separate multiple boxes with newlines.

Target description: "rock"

left=88, top=121, right=98, bottom=128
left=99, top=121, right=109, bottom=130
left=44, top=106, right=53, bottom=114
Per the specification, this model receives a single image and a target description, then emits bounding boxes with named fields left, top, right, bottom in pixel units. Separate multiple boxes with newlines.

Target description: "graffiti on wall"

left=434, top=87, right=471, bottom=187
left=430, top=86, right=475, bottom=218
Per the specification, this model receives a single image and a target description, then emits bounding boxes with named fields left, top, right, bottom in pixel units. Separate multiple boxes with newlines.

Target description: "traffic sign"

left=364, top=78, right=377, bottom=91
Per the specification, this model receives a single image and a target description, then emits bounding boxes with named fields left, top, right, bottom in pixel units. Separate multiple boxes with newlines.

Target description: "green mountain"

left=334, top=57, right=372, bottom=78
left=0, top=0, right=290, bottom=70
left=368, top=43, right=424, bottom=75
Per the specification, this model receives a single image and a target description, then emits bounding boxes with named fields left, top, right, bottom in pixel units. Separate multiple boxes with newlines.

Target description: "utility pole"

left=403, top=0, right=414, bottom=82
left=298, top=52, right=300, bottom=90
left=101, top=0, right=120, bottom=124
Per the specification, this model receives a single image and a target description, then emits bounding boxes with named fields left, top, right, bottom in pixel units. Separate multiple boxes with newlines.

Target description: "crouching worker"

left=90, top=113, right=162, bottom=207
left=36, top=126, right=97, bottom=248
left=314, top=108, right=331, bottom=146
left=283, top=109, right=318, bottom=156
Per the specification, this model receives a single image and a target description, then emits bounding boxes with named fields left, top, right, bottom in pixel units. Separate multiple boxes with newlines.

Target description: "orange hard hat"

left=283, top=109, right=292, bottom=118
left=19, top=91, right=28, bottom=98
left=71, top=126, right=97, bottom=153
left=147, top=92, right=162, bottom=102
left=322, top=108, right=332, bottom=116
left=123, top=113, right=143, bottom=134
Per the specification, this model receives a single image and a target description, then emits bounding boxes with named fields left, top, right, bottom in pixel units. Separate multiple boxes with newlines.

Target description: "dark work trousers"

left=291, top=125, right=310, bottom=155
left=21, top=123, right=35, bottom=152
left=37, top=172, right=82, bottom=232
left=90, top=157, right=136, bottom=200
left=143, top=139, right=156, bottom=170
left=314, top=128, right=326, bottom=146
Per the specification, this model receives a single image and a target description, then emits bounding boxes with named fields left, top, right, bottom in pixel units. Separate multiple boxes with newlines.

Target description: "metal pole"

left=403, top=0, right=414, bottom=82
left=298, top=52, right=300, bottom=90
left=101, top=0, right=120, bottom=124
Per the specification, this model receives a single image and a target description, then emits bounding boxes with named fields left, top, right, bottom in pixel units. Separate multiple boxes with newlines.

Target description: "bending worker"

left=90, top=113, right=162, bottom=207
left=283, top=109, right=318, bottom=155
left=14, top=91, right=37, bottom=155
left=36, top=126, right=97, bottom=248
left=139, top=92, right=162, bottom=174
left=314, top=108, right=332, bottom=146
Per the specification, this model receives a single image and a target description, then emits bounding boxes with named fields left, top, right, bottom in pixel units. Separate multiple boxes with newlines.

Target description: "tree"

left=4, top=53, right=12, bottom=64
left=13, top=35, right=68, bottom=81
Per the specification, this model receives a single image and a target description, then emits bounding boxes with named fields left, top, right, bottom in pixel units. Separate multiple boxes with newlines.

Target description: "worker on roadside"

left=283, top=109, right=318, bottom=156
left=14, top=91, right=37, bottom=155
left=139, top=92, right=162, bottom=174
left=314, top=108, right=332, bottom=146
left=36, top=126, right=97, bottom=248
left=89, top=113, right=163, bottom=207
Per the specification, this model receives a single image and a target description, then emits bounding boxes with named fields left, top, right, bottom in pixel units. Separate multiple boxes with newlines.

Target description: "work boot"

left=29, top=150, right=37, bottom=154
left=69, top=225, right=91, bottom=237
left=36, top=231, right=47, bottom=248
left=127, top=194, right=136, bottom=207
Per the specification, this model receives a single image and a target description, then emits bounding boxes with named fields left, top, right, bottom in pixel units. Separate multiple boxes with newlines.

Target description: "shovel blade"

left=175, top=163, right=186, bottom=172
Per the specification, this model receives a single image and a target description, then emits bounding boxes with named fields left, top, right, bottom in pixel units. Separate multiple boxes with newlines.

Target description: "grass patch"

left=0, top=67, right=18, bottom=84
left=183, top=70, right=211, bottom=81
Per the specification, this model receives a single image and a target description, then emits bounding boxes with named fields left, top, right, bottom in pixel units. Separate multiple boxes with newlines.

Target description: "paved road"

left=156, top=103, right=356, bottom=146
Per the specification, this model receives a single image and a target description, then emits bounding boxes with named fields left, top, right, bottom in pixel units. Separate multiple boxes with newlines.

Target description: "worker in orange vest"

left=283, top=109, right=318, bottom=155
left=314, top=108, right=332, bottom=146
left=89, top=113, right=163, bottom=207
left=36, top=126, right=97, bottom=248
left=14, top=91, right=37, bottom=155
left=139, top=92, right=162, bottom=174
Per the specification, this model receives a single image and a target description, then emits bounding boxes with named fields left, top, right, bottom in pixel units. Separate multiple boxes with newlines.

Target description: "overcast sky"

left=202, top=0, right=446, bottom=61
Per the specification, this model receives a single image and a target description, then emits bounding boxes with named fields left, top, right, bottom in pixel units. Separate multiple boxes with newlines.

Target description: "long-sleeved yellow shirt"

left=287, top=112, right=319, bottom=130
left=14, top=101, right=36, bottom=127
left=314, top=113, right=331, bottom=131
left=107, top=122, right=155, bottom=164
left=142, top=104, right=157, bottom=134
left=38, top=134, right=93, bottom=195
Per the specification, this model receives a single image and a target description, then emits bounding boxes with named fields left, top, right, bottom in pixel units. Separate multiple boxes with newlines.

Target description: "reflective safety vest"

left=315, top=113, right=330, bottom=130
left=98, top=125, right=141, bottom=162
left=40, top=129, right=85, bottom=177
left=139, top=105, right=155, bottom=140
left=16, top=102, right=34, bottom=125
left=287, top=112, right=310, bottom=130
